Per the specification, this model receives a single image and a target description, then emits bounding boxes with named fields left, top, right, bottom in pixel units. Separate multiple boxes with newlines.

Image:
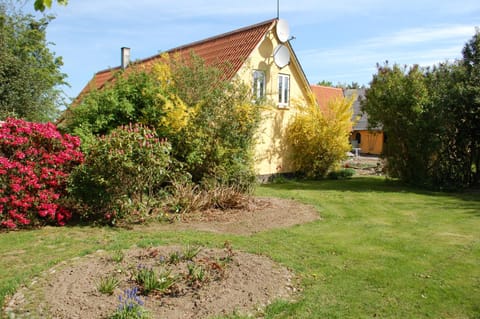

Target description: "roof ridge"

left=94, top=18, right=277, bottom=76
left=168, top=18, right=276, bottom=53
left=310, top=84, right=343, bottom=90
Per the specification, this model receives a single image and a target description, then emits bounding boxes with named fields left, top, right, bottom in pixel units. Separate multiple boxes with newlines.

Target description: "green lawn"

left=1, top=177, right=479, bottom=318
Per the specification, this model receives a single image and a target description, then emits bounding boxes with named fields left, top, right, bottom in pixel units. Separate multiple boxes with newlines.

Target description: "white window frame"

left=252, top=70, right=266, bottom=101
left=278, top=73, right=290, bottom=108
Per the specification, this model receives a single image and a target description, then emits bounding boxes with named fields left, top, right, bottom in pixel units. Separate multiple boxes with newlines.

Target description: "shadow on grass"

left=261, top=176, right=480, bottom=203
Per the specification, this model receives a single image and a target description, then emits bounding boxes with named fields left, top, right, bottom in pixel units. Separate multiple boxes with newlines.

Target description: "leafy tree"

left=335, top=81, right=365, bottom=89
left=362, top=63, right=432, bottom=184
left=363, top=30, right=480, bottom=189
left=33, top=0, right=67, bottom=12
left=60, top=64, right=189, bottom=147
left=316, top=80, right=333, bottom=87
left=460, top=28, right=480, bottom=185
left=286, top=94, right=354, bottom=179
left=0, top=2, right=66, bottom=121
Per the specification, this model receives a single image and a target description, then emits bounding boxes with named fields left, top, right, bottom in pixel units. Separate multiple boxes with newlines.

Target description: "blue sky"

left=27, top=0, right=480, bottom=100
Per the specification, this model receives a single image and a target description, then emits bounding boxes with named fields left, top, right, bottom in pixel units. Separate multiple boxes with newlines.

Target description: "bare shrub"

left=166, top=180, right=251, bottom=215
left=165, top=180, right=208, bottom=214
left=205, top=185, right=251, bottom=210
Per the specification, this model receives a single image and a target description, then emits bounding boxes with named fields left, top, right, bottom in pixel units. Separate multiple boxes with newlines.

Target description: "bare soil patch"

left=3, top=197, right=318, bottom=318
left=151, top=197, right=320, bottom=235
left=5, top=246, right=297, bottom=319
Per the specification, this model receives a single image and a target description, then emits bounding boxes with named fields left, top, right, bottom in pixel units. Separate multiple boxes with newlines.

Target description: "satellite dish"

left=276, top=19, right=290, bottom=43
left=273, top=44, right=290, bottom=68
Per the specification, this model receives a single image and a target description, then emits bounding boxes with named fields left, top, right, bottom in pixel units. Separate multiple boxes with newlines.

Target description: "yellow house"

left=345, top=89, right=384, bottom=155
left=73, top=19, right=312, bottom=178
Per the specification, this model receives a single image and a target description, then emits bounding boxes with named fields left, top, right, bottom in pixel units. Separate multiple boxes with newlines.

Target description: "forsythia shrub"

left=0, top=118, right=83, bottom=229
left=286, top=94, right=355, bottom=179
left=69, top=123, right=172, bottom=223
left=174, top=81, right=260, bottom=190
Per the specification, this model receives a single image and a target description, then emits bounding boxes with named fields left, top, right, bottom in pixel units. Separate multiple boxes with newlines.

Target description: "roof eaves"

left=286, top=40, right=312, bottom=99
left=131, top=18, right=277, bottom=70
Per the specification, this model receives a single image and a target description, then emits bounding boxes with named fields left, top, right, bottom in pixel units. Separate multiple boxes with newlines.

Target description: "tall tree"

left=316, top=80, right=333, bottom=87
left=363, top=30, right=480, bottom=189
left=0, top=2, right=66, bottom=122
left=460, top=29, right=480, bottom=185
left=362, top=63, right=432, bottom=184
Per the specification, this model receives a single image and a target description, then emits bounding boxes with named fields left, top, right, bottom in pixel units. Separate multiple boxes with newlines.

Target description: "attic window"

left=252, top=70, right=265, bottom=100
left=278, top=73, right=290, bottom=108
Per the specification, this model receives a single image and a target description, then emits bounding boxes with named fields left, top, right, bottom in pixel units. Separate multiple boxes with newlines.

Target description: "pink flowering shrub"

left=0, top=118, right=84, bottom=229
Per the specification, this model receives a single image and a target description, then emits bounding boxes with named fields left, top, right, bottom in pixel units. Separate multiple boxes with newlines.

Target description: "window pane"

left=253, top=70, right=265, bottom=99
left=284, top=76, right=289, bottom=104
left=278, top=76, right=283, bottom=103
left=259, top=76, right=264, bottom=98
left=278, top=74, right=290, bottom=106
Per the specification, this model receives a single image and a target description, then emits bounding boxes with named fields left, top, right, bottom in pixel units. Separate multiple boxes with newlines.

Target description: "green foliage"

left=110, top=250, right=125, bottom=263
left=68, top=124, right=172, bottom=222
left=0, top=3, right=66, bottom=122
left=186, top=262, right=207, bottom=285
left=286, top=94, right=355, bottom=179
left=63, top=53, right=261, bottom=191
left=170, top=56, right=260, bottom=188
left=96, top=274, right=120, bottom=295
left=1, top=178, right=480, bottom=318
left=327, top=168, right=355, bottom=180
left=363, top=63, right=432, bottom=184
left=363, top=31, right=480, bottom=189
left=168, top=251, right=182, bottom=265
left=134, top=266, right=159, bottom=295
left=316, top=80, right=333, bottom=87
left=182, top=245, right=201, bottom=261
left=268, top=174, right=289, bottom=184
left=34, top=0, right=68, bottom=12
left=62, top=66, right=189, bottom=144
left=168, top=52, right=225, bottom=106
left=134, top=266, right=176, bottom=295
left=335, top=81, right=364, bottom=89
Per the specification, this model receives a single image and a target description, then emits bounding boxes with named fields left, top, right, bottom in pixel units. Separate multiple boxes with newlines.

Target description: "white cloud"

left=364, top=25, right=476, bottom=47
left=302, top=25, right=475, bottom=63
left=43, top=0, right=480, bottom=95
left=299, top=24, right=476, bottom=85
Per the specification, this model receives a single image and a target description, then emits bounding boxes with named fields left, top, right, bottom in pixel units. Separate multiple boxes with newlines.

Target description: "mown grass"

left=1, top=177, right=479, bottom=318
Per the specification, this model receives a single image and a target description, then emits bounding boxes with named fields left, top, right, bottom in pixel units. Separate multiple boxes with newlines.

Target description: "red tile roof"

left=78, top=19, right=277, bottom=98
left=310, top=85, right=344, bottom=112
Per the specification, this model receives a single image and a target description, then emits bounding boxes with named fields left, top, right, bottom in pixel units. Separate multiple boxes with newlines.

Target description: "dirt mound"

left=158, top=197, right=320, bottom=235
left=4, top=197, right=318, bottom=318
left=5, top=246, right=297, bottom=318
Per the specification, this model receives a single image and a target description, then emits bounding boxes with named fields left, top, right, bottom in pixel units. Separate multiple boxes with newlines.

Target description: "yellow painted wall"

left=351, top=130, right=384, bottom=155
left=235, top=27, right=311, bottom=176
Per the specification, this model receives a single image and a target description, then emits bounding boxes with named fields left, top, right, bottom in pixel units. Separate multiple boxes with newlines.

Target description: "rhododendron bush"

left=0, top=118, right=83, bottom=229
left=68, top=123, right=172, bottom=224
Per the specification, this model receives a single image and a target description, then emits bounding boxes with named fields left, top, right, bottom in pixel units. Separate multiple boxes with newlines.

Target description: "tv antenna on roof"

left=277, top=0, right=280, bottom=18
